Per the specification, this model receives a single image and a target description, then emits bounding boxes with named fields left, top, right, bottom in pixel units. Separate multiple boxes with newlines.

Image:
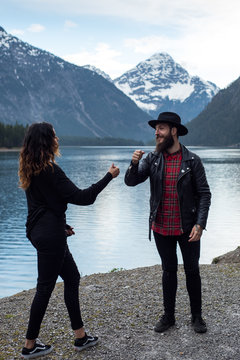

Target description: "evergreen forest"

left=0, top=123, right=27, bottom=148
left=0, top=122, right=144, bottom=148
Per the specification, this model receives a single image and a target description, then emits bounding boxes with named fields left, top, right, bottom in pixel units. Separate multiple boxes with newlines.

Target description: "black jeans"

left=154, top=231, right=202, bottom=316
left=26, top=211, right=84, bottom=340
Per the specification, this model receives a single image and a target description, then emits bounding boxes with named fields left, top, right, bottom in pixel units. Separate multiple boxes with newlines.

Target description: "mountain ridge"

left=0, top=26, right=152, bottom=140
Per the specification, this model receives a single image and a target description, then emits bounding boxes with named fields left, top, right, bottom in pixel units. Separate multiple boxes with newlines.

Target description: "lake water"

left=0, top=146, right=240, bottom=298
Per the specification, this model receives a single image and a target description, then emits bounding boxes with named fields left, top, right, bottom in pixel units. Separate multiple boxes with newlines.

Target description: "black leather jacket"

left=125, top=144, right=211, bottom=240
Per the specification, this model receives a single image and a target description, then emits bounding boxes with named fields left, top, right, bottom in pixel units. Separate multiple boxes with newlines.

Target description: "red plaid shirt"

left=152, top=149, right=183, bottom=236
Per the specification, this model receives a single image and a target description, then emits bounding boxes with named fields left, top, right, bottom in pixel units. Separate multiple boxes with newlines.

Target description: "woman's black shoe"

left=21, top=339, right=53, bottom=359
left=74, top=333, right=99, bottom=351
left=154, top=314, right=175, bottom=333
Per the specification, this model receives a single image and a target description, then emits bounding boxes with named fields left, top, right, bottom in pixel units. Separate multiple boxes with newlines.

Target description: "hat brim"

left=148, top=120, right=188, bottom=136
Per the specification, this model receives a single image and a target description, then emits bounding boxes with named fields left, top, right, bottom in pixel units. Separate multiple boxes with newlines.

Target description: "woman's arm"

left=52, top=163, right=119, bottom=206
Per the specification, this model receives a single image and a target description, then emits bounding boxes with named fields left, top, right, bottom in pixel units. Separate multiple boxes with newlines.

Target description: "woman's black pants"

left=154, top=231, right=202, bottom=317
left=26, top=212, right=84, bottom=340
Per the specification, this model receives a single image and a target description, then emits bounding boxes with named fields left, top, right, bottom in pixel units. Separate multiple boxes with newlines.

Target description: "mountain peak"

left=83, top=65, right=112, bottom=82
left=135, top=52, right=176, bottom=71
left=149, top=52, right=173, bottom=60
left=114, top=53, right=219, bottom=123
left=0, top=26, right=6, bottom=34
left=0, top=26, right=11, bottom=49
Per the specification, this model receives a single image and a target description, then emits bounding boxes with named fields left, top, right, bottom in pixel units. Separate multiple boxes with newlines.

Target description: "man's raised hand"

left=132, top=150, right=145, bottom=164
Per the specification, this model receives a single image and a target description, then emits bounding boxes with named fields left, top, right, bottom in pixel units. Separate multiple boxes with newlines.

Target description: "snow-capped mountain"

left=83, top=65, right=112, bottom=82
left=0, top=26, right=151, bottom=139
left=114, top=53, right=219, bottom=123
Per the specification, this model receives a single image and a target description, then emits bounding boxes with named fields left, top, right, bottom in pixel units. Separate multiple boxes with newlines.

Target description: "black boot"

left=191, top=314, right=207, bottom=333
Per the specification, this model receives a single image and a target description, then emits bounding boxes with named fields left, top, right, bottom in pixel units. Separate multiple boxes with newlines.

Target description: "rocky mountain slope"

left=0, top=26, right=151, bottom=140
left=184, top=76, right=240, bottom=146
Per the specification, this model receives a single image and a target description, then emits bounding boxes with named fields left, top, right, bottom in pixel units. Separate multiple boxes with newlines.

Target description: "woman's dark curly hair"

left=18, top=122, right=60, bottom=190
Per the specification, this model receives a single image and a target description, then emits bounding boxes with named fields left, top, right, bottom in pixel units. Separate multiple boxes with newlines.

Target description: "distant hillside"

left=184, top=76, right=240, bottom=146
left=0, top=26, right=152, bottom=141
left=59, top=136, right=144, bottom=146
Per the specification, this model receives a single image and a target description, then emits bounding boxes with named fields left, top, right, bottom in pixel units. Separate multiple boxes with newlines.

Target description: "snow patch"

left=57, top=61, right=64, bottom=69
left=28, top=49, right=39, bottom=56
left=115, top=82, right=133, bottom=96
left=134, top=100, right=157, bottom=111
left=144, top=80, right=155, bottom=90
left=157, top=82, right=194, bottom=102
left=0, top=38, right=10, bottom=48
left=116, top=79, right=195, bottom=103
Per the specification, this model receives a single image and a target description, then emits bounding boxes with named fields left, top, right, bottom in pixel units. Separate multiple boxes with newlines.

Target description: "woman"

left=18, top=122, right=120, bottom=359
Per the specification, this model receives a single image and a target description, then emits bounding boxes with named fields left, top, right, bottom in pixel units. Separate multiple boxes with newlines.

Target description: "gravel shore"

left=0, top=264, right=239, bottom=360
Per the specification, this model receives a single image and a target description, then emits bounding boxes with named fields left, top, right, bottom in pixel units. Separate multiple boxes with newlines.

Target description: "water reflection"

left=0, top=146, right=240, bottom=298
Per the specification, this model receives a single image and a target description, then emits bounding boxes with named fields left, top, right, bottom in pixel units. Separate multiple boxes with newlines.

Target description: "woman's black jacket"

left=25, top=163, right=112, bottom=239
left=124, top=144, right=211, bottom=240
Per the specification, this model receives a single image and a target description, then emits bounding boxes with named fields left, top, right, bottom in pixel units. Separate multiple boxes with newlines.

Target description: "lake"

left=0, top=146, right=239, bottom=298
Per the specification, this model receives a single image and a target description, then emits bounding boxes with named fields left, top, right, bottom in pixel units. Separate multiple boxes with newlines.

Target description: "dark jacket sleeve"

left=124, top=153, right=151, bottom=186
left=48, top=164, right=113, bottom=205
left=192, top=156, right=211, bottom=229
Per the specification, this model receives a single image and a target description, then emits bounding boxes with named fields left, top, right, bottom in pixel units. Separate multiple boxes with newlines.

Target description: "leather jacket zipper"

left=177, top=167, right=191, bottom=233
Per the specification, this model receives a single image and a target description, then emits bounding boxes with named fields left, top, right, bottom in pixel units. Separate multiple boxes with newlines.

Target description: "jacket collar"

left=181, top=144, right=196, bottom=161
left=151, top=144, right=196, bottom=161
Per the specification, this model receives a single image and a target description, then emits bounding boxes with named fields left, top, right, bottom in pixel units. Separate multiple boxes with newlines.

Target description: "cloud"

left=122, top=2, right=240, bottom=88
left=27, top=24, right=45, bottom=32
left=64, top=20, right=78, bottom=29
left=63, top=42, right=133, bottom=79
left=9, top=0, right=206, bottom=25
left=10, top=24, right=45, bottom=37
left=124, top=35, right=179, bottom=55
left=16, top=0, right=240, bottom=27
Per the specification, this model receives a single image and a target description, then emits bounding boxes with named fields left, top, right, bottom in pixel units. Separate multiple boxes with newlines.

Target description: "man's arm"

left=124, top=150, right=150, bottom=186
left=192, top=157, right=211, bottom=229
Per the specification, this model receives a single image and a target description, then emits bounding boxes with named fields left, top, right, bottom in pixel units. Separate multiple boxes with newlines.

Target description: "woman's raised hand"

left=108, top=163, right=120, bottom=178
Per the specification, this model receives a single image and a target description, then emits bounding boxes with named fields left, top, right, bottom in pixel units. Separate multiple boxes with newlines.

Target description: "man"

left=124, top=112, right=211, bottom=334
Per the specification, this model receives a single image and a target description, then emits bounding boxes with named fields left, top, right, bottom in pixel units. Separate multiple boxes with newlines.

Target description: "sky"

left=1, top=0, right=240, bottom=88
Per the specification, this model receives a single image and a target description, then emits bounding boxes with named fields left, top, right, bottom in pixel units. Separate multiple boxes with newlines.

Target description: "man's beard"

left=155, top=132, right=174, bottom=153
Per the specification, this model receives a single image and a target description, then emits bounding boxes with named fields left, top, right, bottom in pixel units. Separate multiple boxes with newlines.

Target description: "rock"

left=212, top=246, right=240, bottom=264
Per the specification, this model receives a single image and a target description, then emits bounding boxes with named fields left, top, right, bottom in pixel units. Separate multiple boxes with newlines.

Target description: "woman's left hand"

left=66, top=226, right=75, bottom=237
left=108, top=163, right=120, bottom=178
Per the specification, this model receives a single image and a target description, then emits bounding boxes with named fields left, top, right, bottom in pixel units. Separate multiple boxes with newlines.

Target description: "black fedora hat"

left=148, top=112, right=188, bottom=136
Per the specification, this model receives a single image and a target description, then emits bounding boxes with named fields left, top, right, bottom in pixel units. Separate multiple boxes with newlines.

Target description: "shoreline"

left=2, top=247, right=239, bottom=300
left=1, top=145, right=240, bottom=152
left=0, top=147, right=20, bottom=152
left=1, top=263, right=239, bottom=360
